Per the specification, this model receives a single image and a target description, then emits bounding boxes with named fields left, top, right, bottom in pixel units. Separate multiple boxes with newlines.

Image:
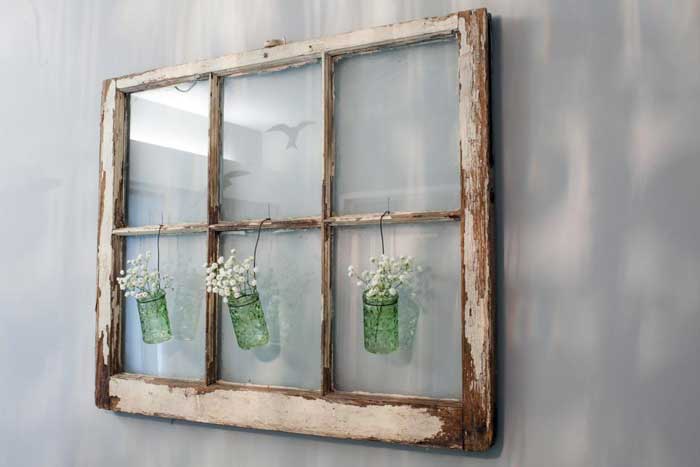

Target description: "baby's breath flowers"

left=117, top=251, right=173, bottom=300
left=205, top=249, right=258, bottom=303
left=348, top=254, right=420, bottom=300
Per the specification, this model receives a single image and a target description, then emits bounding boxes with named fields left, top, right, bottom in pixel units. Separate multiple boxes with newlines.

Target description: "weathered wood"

left=95, top=80, right=123, bottom=408
left=326, top=210, right=461, bottom=227
left=327, top=391, right=460, bottom=408
left=221, top=57, right=319, bottom=80
left=210, top=217, right=321, bottom=232
left=320, top=53, right=334, bottom=394
left=208, top=74, right=222, bottom=226
left=109, top=90, right=128, bottom=375
left=112, top=223, right=208, bottom=236
left=97, top=9, right=493, bottom=451
left=206, top=74, right=223, bottom=385
left=109, top=373, right=462, bottom=449
left=205, top=229, right=219, bottom=385
left=458, top=9, right=494, bottom=451
left=115, top=15, right=458, bottom=92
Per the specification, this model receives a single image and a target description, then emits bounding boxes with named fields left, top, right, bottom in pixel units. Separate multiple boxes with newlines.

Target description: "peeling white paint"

left=110, top=377, right=452, bottom=446
left=116, top=15, right=458, bottom=91
left=96, top=80, right=117, bottom=364
left=458, top=11, right=493, bottom=436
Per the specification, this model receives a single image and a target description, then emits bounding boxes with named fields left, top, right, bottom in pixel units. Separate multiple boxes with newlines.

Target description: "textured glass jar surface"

left=362, top=293, right=399, bottom=354
left=227, top=292, right=270, bottom=350
left=136, top=292, right=173, bottom=344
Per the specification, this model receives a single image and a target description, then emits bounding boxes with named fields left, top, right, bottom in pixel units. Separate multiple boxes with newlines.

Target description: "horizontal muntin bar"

left=325, top=210, right=461, bottom=226
left=211, top=216, right=322, bottom=232
left=112, top=223, right=208, bottom=236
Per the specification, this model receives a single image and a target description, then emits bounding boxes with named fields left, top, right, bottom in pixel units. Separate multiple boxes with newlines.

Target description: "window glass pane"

left=123, top=234, right=206, bottom=380
left=219, top=228, right=322, bottom=389
left=127, top=80, right=209, bottom=226
left=221, top=63, right=322, bottom=221
left=333, top=221, right=461, bottom=399
left=333, top=40, right=460, bottom=215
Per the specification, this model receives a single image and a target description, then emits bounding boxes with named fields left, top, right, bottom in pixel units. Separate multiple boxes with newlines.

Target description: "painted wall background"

left=1, top=0, right=699, bottom=465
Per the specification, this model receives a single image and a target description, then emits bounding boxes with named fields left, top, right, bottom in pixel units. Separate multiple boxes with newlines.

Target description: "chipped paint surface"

left=96, top=9, right=492, bottom=450
left=110, top=376, right=456, bottom=447
left=458, top=10, right=494, bottom=450
left=96, top=79, right=116, bottom=366
left=116, top=15, right=458, bottom=91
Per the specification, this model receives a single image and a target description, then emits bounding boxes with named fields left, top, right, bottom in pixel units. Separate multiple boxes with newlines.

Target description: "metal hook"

left=157, top=213, right=164, bottom=275
left=175, top=80, right=198, bottom=93
left=253, top=205, right=272, bottom=275
left=379, top=198, right=391, bottom=255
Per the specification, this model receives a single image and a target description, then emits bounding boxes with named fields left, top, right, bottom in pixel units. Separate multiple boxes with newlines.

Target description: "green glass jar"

left=363, top=292, right=399, bottom=354
left=228, top=292, right=270, bottom=350
left=136, top=291, right=172, bottom=344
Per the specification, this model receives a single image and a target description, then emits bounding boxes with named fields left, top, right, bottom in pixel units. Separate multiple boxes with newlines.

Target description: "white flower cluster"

left=117, top=251, right=172, bottom=300
left=347, top=254, right=420, bottom=299
left=205, top=249, right=258, bottom=303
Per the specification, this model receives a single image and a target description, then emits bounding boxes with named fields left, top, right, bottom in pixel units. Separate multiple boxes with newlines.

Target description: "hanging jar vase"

left=362, top=291, right=399, bottom=354
left=206, top=215, right=271, bottom=350
left=227, top=291, right=269, bottom=350
left=117, top=249, right=174, bottom=345
left=347, top=205, right=419, bottom=355
left=136, top=290, right=173, bottom=344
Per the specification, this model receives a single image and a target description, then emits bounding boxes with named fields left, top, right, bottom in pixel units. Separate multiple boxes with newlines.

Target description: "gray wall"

left=2, top=0, right=699, bottom=466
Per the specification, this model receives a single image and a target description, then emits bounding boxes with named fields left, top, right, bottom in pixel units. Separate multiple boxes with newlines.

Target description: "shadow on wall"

left=491, top=2, right=700, bottom=466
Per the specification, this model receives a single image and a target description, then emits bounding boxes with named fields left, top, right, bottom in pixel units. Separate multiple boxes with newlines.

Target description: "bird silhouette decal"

left=265, top=121, right=314, bottom=149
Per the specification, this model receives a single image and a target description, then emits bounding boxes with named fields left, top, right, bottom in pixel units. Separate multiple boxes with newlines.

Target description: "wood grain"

left=211, top=217, right=320, bottom=232
left=321, top=53, right=335, bottom=394
left=206, top=74, right=222, bottom=385
left=95, top=80, right=124, bottom=408
left=458, top=9, right=494, bottom=451
left=112, top=223, right=208, bottom=236
left=109, top=373, right=462, bottom=449
left=115, top=15, right=458, bottom=92
left=96, top=9, right=494, bottom=451
left=326, top=210, right=461, bottom=226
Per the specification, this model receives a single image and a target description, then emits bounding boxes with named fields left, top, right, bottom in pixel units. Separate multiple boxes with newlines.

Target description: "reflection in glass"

left=127, top=80, right=209, bottom=226
left=333, top=40, right=460, bottom=215
left=123, top=234, right=206, bottom=380
left=219, top=229, right=321, bottom=389
left=333, top=222, right=462, bottom=399
left=221, top=63, right=322, bottom=221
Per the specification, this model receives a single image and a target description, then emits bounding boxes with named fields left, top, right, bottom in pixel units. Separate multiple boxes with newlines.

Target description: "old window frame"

left=95, top=9, right=493, bottom=451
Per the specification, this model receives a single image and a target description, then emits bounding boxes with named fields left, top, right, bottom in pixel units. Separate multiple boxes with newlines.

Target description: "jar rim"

left=136, top=290, right=166, bottom=303
left=228, top=291, right=260, bottom=307
left=362, top=291, right=398, bottom=306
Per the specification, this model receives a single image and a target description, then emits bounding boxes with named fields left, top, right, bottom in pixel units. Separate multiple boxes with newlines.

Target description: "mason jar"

left=227, top=292, right=270, bottom=350
left=362, top=292, right=399, bottom=354
left=136, top=291, right=173, bottom=344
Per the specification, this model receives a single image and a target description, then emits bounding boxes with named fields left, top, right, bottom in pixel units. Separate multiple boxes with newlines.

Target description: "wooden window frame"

left=95, top=9, right=493, bottom=451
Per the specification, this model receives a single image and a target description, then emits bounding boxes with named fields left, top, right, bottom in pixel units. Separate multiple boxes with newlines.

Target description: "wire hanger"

left=379, top=198, right=391, bottom=255
left=253, top=204, right=272, bottom=276
left=175, top=80, right=198, bottom=93
left=157, top=212, right=163, bottom=275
